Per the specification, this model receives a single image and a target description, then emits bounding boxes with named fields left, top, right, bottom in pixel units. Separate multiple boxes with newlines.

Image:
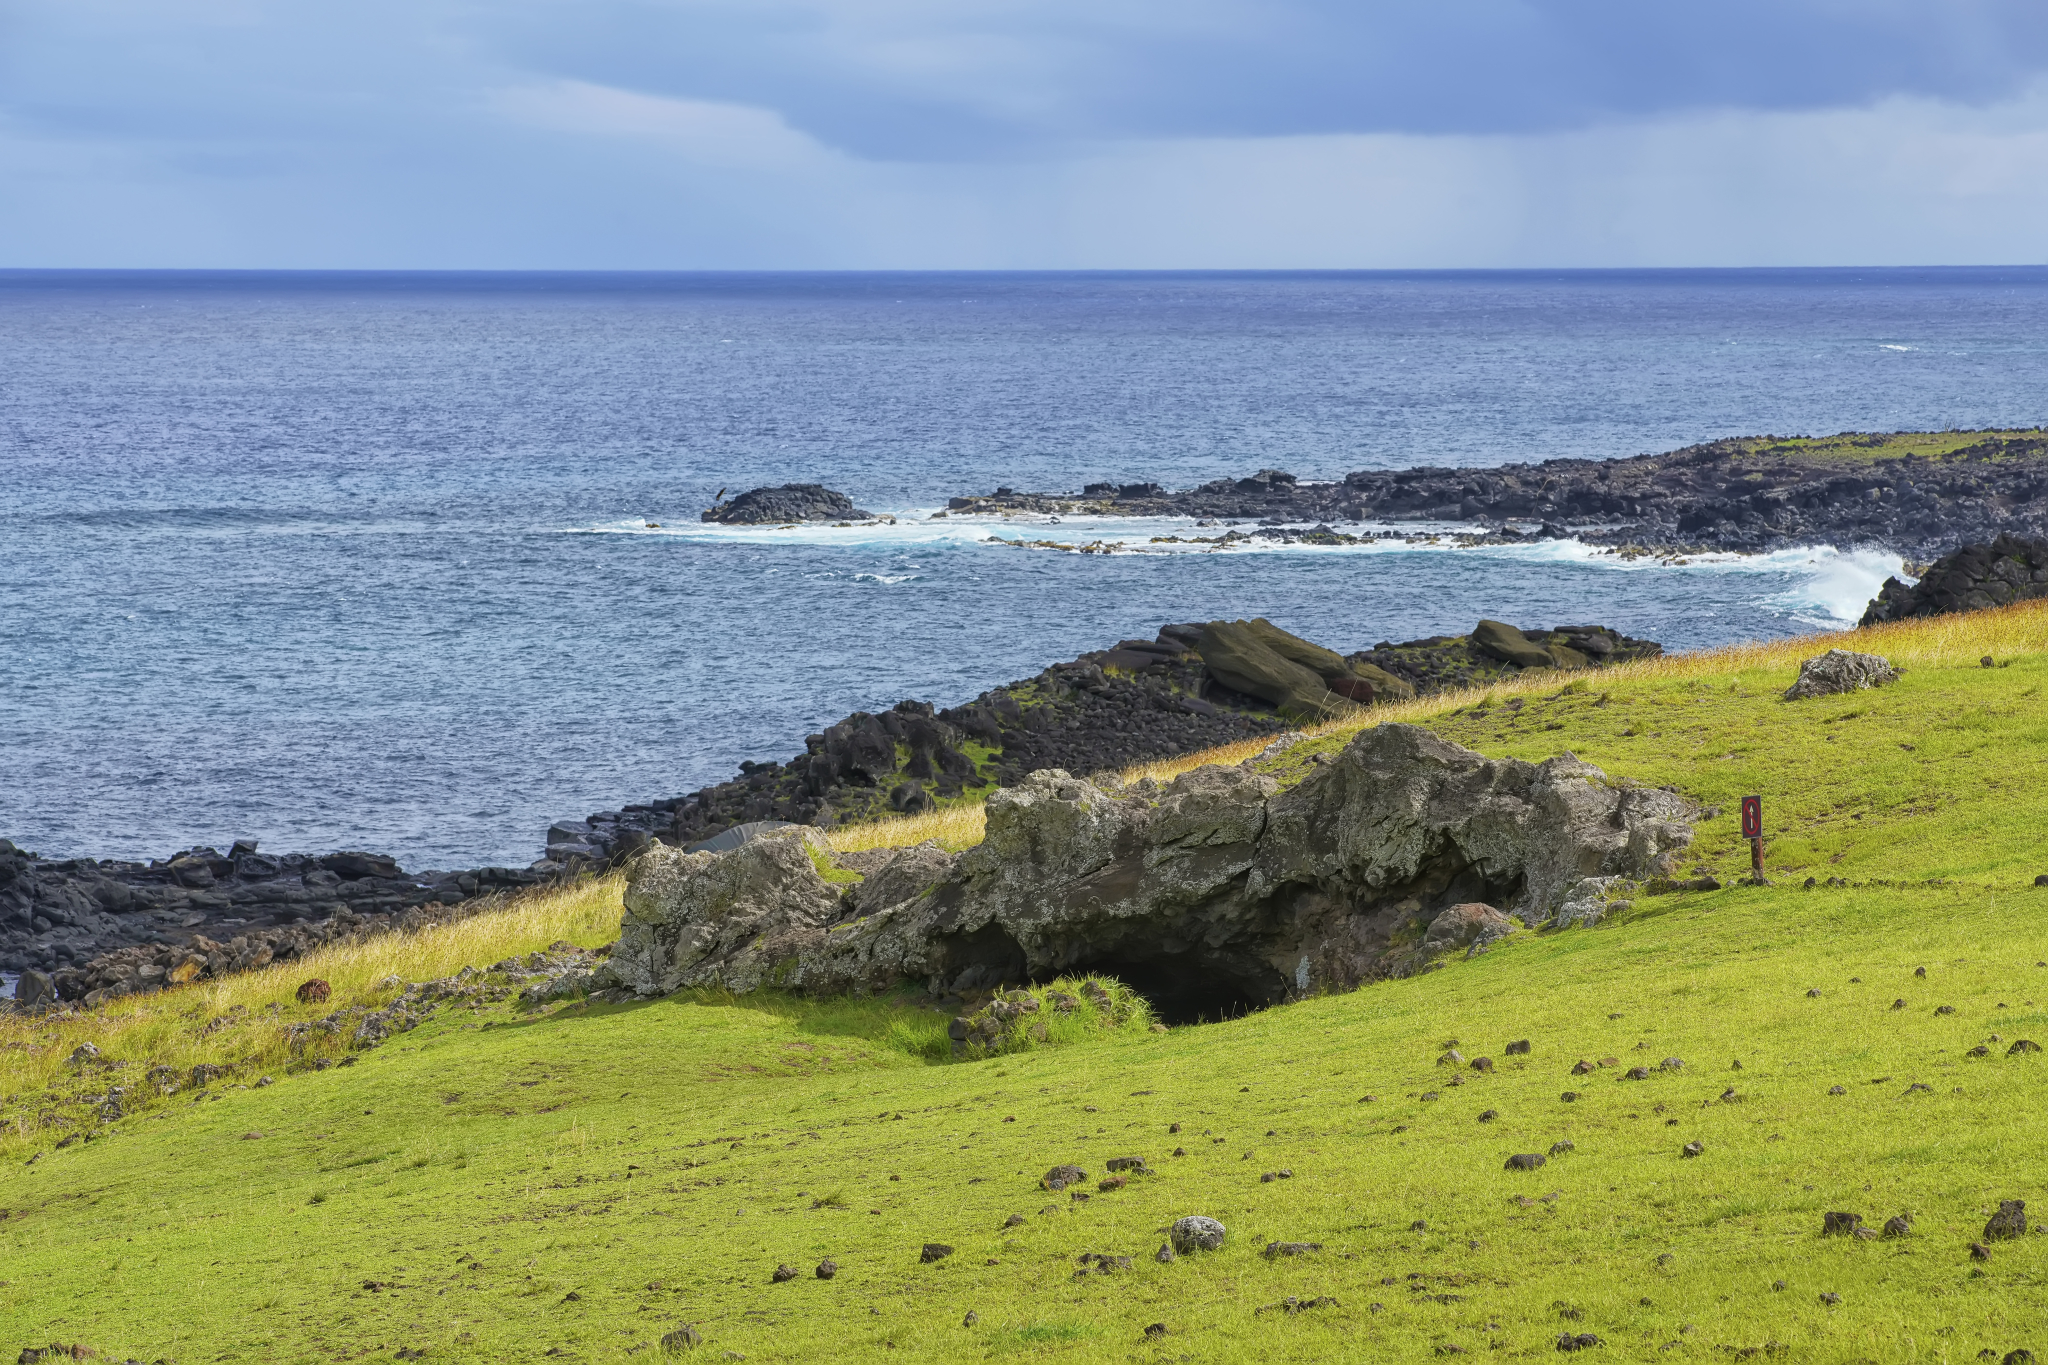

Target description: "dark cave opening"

left=1054, top=951, right=1287, bottom=1027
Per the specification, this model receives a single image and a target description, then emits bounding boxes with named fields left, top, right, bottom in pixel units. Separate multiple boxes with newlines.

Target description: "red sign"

left=1740, top=795, right=1762, bottom=840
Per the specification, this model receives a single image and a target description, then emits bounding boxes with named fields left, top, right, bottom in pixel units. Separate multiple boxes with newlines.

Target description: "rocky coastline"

left=5, top=615, right=1657, bottom=998
left=940, top=429, right=2048, bottom=560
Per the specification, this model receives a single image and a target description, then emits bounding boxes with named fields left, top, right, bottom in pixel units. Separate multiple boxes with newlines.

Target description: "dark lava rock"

left=919, top=1243, right=955, bottom=1264
left=1549, top=1140, right=1576, bottom=1156
left=660, top=1325, right=703, bottom=1351
left=1041, top=1165, right=1086, bottom=1191
left=771, top=1264, right=797, bottom=1283
left=2009, top=1040, right=2042, bottom=1055
left=1154, top=1243, right=1175, bottom=1264
left=1682, top=1141, right=1705, bottom=1158
left=1104, top=1156, right=1148, bottom=1173
left=296, top=979, right=331, bottom=1005
left=1506, top=1153, right=1547, bottom=1171
left=1971, top=1242, right=1995, bottom=1261
left=1823, top=1212, right=1866, bottom=1236
left=955, top=431, right=2048, bottom=561
left=1002, top=1214, right=1025, bottom=1228
left=1506, top=1039, right=1531, bottom=1055
left=1884, top=1215, right=1912, bottom=1238
left=1862, top=533, right=2048, bottom=626
left=961, top=1311, right=978, bottom=1327
left=1985, top=1200, right=2028, bottom=1241
left=1144, top=1322, right=1168, bottom=1338
left=1625, top=1066, right=1654, bottom=1081
left=702, top=483, right=873, bottom=525
left=1819, top=1292, right=1842, bottom=1306
left=1556, top=1333, right=1604, bottom=1352
left=814, top=1259, right=837, bottom=1280
left=1571, top=1060, right=1596, bottom=1075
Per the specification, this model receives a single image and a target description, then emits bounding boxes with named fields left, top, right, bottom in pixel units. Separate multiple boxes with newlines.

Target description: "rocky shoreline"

left=5, top=615, right=1656, bottom=996
left=939, top=429, right=2048, bottom=560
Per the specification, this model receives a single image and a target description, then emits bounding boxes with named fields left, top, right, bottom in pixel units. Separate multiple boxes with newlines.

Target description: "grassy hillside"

left=5, top=603, right=2048, bottom=1363
left=1716, top=429, right=2046, bottom=466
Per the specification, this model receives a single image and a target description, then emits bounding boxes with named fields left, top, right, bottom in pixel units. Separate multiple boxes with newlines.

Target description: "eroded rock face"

left=597, top=724, right=1694, bottom=1012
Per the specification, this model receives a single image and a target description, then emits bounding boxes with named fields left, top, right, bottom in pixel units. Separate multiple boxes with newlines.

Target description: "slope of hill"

left=4, top=603, right=2048, bottom=1363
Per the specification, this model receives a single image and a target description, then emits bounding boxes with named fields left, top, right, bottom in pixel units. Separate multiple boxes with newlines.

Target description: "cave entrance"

left=1051, top=951, right=1286, bottom=1027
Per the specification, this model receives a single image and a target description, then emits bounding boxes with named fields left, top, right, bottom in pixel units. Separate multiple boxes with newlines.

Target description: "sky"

left=4, top=1, right=2048, bottom=268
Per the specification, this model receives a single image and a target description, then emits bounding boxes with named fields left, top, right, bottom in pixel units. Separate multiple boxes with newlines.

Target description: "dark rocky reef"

left=1860, top=533, right=2048, bottom=626
left=702, top=483, right=874, bottom=524
left=631, top=617, right=1659, bottom=858
left=945, top=430, right=2048, bottom=559
left=0, top=839, right=543, bottom=991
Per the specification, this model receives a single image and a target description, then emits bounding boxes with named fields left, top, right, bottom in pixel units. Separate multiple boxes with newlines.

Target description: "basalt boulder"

left=594, top=724, right=1694, bottom=1020
left=702, top=483, right=874, bottom=525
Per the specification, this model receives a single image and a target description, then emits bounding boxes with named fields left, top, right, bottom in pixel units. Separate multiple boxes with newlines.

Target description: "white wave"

left=560, top=513, right=1904, bottom=623
left=1879, top=344, right=1915, bottom=352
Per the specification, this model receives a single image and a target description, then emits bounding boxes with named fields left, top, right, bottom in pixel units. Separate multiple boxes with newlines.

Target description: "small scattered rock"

left=1040, top=1164, right=1086, bottom=1191
left=1970, top=1242, right=1994, bottom=1261
left=1002, top=1214, right=1025, bottom=1228
left=1169, top=1215, right=1227, bottom=1253
left=1625, top=1066, right=1653, bottom=1081
left=770, top=1264, right=797, bottom=1283
left=1819, top=1292, right=1841, bottom=1306
left=1506, top=1039, right=1531, bottom=1055
left=1556, top=1333, right=1604, bottom=1352
left=296, top=978, right=332, bottom=1005
left=1660, top=1058, right=1684, bottom=1071
left=1549, top=1140, right=1575, bottom=1156
left=1478, top=1110, right=1498, bottom=1122
left=1263, top=1241, right=1322, bottom=1257
left=920, top=1244, right=955, bottom=1264
left=1822, top=1212, right=1865, bottom=1237
left=1936, top=1005, right=1956, bottom=1016
left=2009, top=1040, right=2042, bottom=1056
left=1571, top=1060, right=1596, bottom=1075
left=1098, top=1175, right=1126, bottom=1192
left=1143, top=1323, right=1168, bottom=1338
left=1154, top=1243, right=1175, bottom=1264
left=961, top=1311, right=978, bottom=1328
left=661, top=1325, right=703, bottom=1352
left=1506, top=1153, right=1546, bottom=1171
left=1411, top=1219, right=1429, bottom=1231
left=1916, top=966, right=1928, bottom=978
left=1681, top=1141, right=1705, bottom=1158
left=1884, top=1215, right=1912, bottom=1237
left=1891, top=1000, right=1907, bottom=1011
left=814, top=1259, right=837, bottom=1280
left=1985, top=1200, right=2028, bottom=1241
left=1470, top=1058, right=1494, bottom=1074
left=1560, top=1091, right=1580, bottom=1103
left=1830, top=1085, right=1847, bottom=1095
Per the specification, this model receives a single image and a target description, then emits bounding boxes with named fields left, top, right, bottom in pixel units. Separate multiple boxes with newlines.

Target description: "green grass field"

left=6, top=603, right=2048, bottom=1364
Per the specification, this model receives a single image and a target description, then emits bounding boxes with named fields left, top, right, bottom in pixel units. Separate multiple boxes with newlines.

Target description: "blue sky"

left=4, top=0, right=2048, bottom=267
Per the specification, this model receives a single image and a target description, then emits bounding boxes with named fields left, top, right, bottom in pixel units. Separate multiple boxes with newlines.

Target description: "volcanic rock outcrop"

left=638, top=617, right=1659, bottom=857
left=1859, top=534, right=2048, bottom=626
left=945, top=430, right=2048, bottom=559
left=0, top=839, right=541, bottom=990
left=594, top=724, right=1695, bottom=1021
left=702, top=484, right=874, bottom=524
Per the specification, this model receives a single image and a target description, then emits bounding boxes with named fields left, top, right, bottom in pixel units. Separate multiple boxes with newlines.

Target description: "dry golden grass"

left=0, top=876, right=624, bottom=1107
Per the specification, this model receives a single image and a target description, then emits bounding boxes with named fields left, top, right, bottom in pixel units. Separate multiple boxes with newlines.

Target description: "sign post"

left=1740, top=795, right=1763, bottom=883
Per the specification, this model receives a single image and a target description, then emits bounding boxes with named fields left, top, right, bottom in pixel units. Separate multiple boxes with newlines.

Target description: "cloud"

left=488, top=80, right=834, bottom=170
left=2, top=0, right=2048, bottom=266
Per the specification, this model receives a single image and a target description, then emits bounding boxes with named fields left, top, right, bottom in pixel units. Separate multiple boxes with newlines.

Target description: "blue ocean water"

left=2, top=268, right=2045, bottom=871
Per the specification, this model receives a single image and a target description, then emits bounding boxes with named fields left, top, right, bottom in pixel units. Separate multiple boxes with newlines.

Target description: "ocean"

left=2, top=267, right=2045, bottom=872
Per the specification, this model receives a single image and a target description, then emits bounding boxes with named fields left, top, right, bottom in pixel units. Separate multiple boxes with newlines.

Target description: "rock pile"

left=701, top=484, right=874, bottom=524
left=595, top=724, right=1694, bottom=1018
left=1860, top=534, right=2048, bottom=625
